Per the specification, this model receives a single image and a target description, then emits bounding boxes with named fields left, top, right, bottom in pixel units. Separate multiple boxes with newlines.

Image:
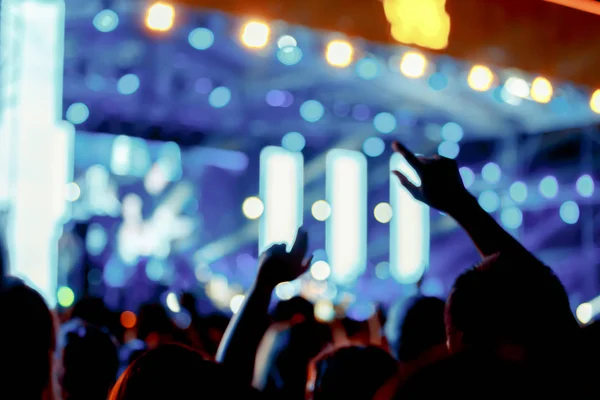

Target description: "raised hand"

left=391, top=141, right=470, bottom=213
left=256, top=228, right=312, bottom=289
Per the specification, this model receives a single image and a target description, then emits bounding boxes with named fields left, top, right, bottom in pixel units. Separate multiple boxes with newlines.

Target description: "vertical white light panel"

left=259, top=147, right=304, bottom=254
left=326, top=150, right=367, bottom=285
left=390, top=153, right=430, bottom=284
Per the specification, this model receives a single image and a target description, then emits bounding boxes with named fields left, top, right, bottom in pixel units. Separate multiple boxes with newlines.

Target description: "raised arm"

left=216, top=228, right=312, bottom=385
left=391, top=141, right=537, bottom=262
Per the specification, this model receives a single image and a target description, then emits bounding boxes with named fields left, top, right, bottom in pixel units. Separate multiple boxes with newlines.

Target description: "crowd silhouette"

left=0, top=141, right=597, bottom=399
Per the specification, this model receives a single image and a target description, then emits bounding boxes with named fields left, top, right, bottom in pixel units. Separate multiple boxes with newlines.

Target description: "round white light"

left=242, top=196, right=264, bottom=219
left=310, top=261, right=331, bottom=281
left=374, top=202, right=393, bottom=223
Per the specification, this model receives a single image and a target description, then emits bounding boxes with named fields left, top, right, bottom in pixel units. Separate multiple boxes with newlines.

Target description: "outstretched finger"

left=392, top=171, right=422, bottom=201
left=291, top=228, right=308, bottom=258
left=392, top=141, right=422, bottom=172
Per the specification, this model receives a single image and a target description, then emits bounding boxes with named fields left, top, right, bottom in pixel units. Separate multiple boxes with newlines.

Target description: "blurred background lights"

left=501, top=207, right=523, bottom=229
left=400, top=52, right=427, bottom=78
left=509, top=181, right=528, bottom=203
left=145, top=260, right=165, bottom=281
left=311, top=200, right=331, bottom=221
left=373, top=112, right=396, bottom=134
left=539, top=176, right=559, bottom=199
left=441, top=122, right=464, bottom=142
left=559, top=201, right=580, bottom=224
left=325, top=40, right=354, bottom=68
left=229, top=294, right=245, bottom=314
left=120, top=311, right=137, bottom=329
left=145, top=2, right=175, bottom=32
left=374, top=202, right=393, bottom=223
left=117, top=74, right=140, bottom=95
left=356, top=58, right=379, bottom=80
left=281, top=132, right=306, bottom=152
left=242, top=196, right=264, bottom=219
left=310, top=260, right=331, bottom=281
left=66, top=102, right=89, bottom=125
left=188, top=27, right=214, bottom=50
left=166, top=292, right=180, bottom=313
left=65, top=182, right=81, bottom=202
left=577, top=303, right=593, bottom=324
left=428, top=72, right=448, bottom=91
left=576, top=175, right=594, bottom=198
left=277, top=47, right=303, bottom=65
left=481, top=162, right=502, bottom=184
left=314, top=299, right=335, bottom=322
left=459, top=167, right=475, bottom=188
left=241, top=21, right=270, bottom=48
left=362, top=137, right=385, bottom=157
left=531, top=77, right=553, bottom=103
left=208, top=86, right=231, bottom=108
left=375, top=261, right=390, bottom=280
left=437, top=141, right=460, bottom=159
left=277, top=35, right=297, bottom=52
left=468, top=65, right=494, bottom=91
left=275, top=281, right=295, bottom=301
left=93, top=9, right=119, bottom=33
left=266, top=90, right=285, bottom=107
left=591, top=89, right=600, bottom=114
left=57, top=286, right=75, bottom=308
left=478, top=190, right=500, bottom=213
left=505, top=77, right=530, bottom=98
left=300, top=100, right=324, bottom=122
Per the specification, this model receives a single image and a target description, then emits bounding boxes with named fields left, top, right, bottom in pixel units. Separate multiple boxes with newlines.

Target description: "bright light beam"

left=390, top=153, right=430, bottom=284
left=326, top=150, right=367, bottom=285
left=259, top=147, right=303, bottom=253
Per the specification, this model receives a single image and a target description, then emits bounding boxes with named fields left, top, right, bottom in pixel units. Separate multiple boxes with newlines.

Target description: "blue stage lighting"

left=66, top=102, right=89, bottom=125
left=459, top=167, right=475, bottom=188
left=277, top=47, right=303, bottom=66
left=266, top=89, right=285, bottom=107
left=208, top=86, right=231, bottom=108
left=576, top=174, right=594, bottom=198
left=481, top=162, right=501, bottom=184
left=356, top=58, right=379, bottom=80
left=93, top=9, right=119, bottom=33
left=437, top=141, right=460, bottom=159
left=117, top=74, right=140, bottom=95
left=539, top=176, right=559, bottom=199
left=509, top=181, right=528, bottom=203
left=362, top=137, right=385, bottom=157
left=428, top=72, right=448, bottom=91
left=300, top=100, right=324, bottom=122
left=560, top=201, right=579, bottom=224
left=501, top=207, right=523, bottom=229
left=188, top=27, right=214, bottom=50
left=478, top=190, right=500, bottom=213
left=374, top=112, right=396, bottom=134
left=441, top=122, right=464, bottom=142
left=281, top=132, right=306, bottom=152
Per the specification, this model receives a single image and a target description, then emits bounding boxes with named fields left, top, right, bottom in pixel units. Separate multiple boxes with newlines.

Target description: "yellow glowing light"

left=383, top=0, right=450, bottom=50
left=400, top=51, right=427, bottom=78
left=325, top=40, right=354, bottom=68
left=241, top=21, right=270, bottom=49
left=590, top=89, right=600, bottom=114
left=468, top=65, right=494, bottom=92
left=145, top=2, right=175, bottom=32
left=242, top=196, right=264, bottom=220
left=530, top=77, right=553, bottom=103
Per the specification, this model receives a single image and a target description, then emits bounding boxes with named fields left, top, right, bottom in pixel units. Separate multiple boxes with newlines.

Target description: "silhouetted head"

left=272, top=296, right=315, bottom=324
left=309, top=345, right=397, bottom=400
left=71, top=297, right=113, bottom=330
left=109, top=344, right=259, bottom=400
left=60, top=319, right=119, bottom=400
left=445, top=254, right=579, bottom=358
left=0, top=278, right=56, bottom=399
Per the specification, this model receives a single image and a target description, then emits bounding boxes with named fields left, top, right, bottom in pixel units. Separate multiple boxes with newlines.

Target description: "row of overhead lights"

left=122, top=2, right=600, bottom=113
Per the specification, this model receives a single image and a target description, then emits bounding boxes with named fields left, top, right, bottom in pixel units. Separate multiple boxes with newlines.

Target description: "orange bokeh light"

left=121, top=311, right=137, bottom=329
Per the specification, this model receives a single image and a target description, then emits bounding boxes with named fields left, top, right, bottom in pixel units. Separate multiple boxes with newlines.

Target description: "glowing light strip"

left=326, top=150, right=367, bottom=285
left=259, top=146, right=304, bottom=253
left=390, top=153, right=430, bottom=284
left=544, top=0, right=600, bottom=16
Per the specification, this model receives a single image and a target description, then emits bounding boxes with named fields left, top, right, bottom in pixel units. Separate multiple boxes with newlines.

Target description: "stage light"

left=93, top=9, right=119, bottom=32
left=277, top=47, right=303, bottom=65
left=57, top=286, right=75, bottom=308
left=363, top=137, right=385, bottom=157
left=277, top=35, right=297, bottom=52
left=576, top=175, right=594, bottom=198
left=65, top=182, right=81, bottom=202
left=591, top=90, right=600, bottom=114
left=266, top=89, right=285, bottom=107
left=229, top=294, right=245, bottom=314
left=509, top=181, right=528, bottom=203
left=311, top=261, right=331, bottom=281
left=505, top=77, right=530, bottom=98
left=166, top=292, right=180, bottom=312
left=428, top=72, right=448, bottom=91
left=120, top=311, right=137, bottom=328
left=145, top=2, right=175, bottom=32
left=400, top=51, right=427, bottom=78
left=559, top=201, right=579, bottom=224
left=117, top=74, right=140, bottom=95
left=146, top=259, right=165, bottom=281
left=441, top=122, right=464, bottom=142
left=314, top=299, right=335, bottom=322
left=188, top=27, right=214, bottom=50
left=539, top=176, right=559, bottom=199
left=208, top=86, right=231, bottom=108
left=478, top=190, right=500, bottom=213
left=356, top=58, right=379, bottom=80
left=500, top=207, right=523, bottom=229
left=468, top=65, right=494, bottom=92
left=481, top=162, right=501, bottom=184
left=375, top=262, right=390, bottom=280
left=281, top=132, right=306, bottom=152
left=66, top=102, right=89, bottom=125
left=300, top=100, right=324, bottom=122
left=374, top=202, right=393, bottom=223
left=325, top=40, right=354, bottom=68
left=390, top=153, right=430, bottom=284
left=311, top=200, right=331, bottom=221
left=241, top=21, right=270, bottom=48
left=459, top=167, right=475, bottom=188
left=531, top=77, right=553, bottom=103
left=242, top=196, right=264, bottom=219
left=275, top=281, right=295, bottom=300
left=437, top=141, right=460, bottom=159
left=374, top=112, right=397, bottom=134
left=576, top=303, right=593, bottom=324
left=327, top=150, right=367, bottom=284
